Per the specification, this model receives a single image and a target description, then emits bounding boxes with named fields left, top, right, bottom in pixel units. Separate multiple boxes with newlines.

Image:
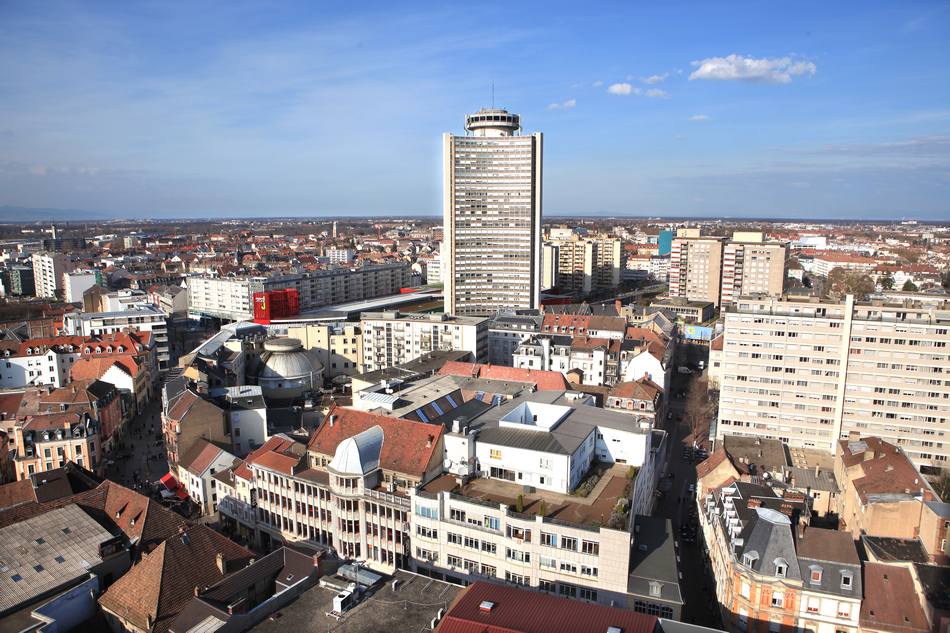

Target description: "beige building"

left=721, top=232, right=788, bottom=306
left=669, top=232, right=726, bottom=306
left=543, top=235, right=622, bottom=294
left=443, top=108, right=542, bottom=316
left=716, top=295, right=950, bottom=475
left=360, top=311, right=488, bottom=372
left=288, top=322, right=363, bottom=382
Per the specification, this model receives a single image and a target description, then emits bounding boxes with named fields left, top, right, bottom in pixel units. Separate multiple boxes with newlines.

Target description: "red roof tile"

left=438, top=362, right=570, bottom=391
left=308, top=406, right=442, bottom=478
left=436, top=581, right=656, bottom=633
left=860, top=563, right=930, bottom=632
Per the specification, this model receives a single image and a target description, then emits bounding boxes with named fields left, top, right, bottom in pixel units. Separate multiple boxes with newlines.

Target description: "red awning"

left=175, top=487, right=189, bottom=500
left=160, top=473, right=179, bottom=491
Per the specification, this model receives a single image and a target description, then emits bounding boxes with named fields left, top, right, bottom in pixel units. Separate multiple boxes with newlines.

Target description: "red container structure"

left=253, top=288, right=300, bottom=322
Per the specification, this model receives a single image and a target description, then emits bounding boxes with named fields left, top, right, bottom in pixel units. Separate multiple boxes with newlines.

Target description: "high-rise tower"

left=443, top=108, right=542, bottom=316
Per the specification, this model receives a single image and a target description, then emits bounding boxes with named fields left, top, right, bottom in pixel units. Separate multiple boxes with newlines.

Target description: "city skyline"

left=1, top=1, right=949, bottom=220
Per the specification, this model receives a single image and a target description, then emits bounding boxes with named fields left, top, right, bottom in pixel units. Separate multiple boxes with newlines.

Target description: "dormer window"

left=742, top=551, right=759, bottom=568
left=810, top=566, right=823, bottom=584
left=774, top=558, right=788, bottom=578
left=840, top=571, right=853, bottom=590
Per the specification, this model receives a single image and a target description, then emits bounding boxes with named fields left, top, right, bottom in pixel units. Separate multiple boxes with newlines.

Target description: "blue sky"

left=1, top=1, right=948, bottom=219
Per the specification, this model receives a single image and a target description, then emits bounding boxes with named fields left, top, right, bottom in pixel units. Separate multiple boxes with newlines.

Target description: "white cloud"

left=592, top=80, right=603, bottom=88
left=607, top=82, right=640, bottom=96
left=646, top=88, right=669, bottom=99
left=547, top=98, right=576, bottom=110
left=689, top=114, right=709, bottom=121
left=689, top=54, right=816, bottom=83
left=641, top=73, right=668, bottom=84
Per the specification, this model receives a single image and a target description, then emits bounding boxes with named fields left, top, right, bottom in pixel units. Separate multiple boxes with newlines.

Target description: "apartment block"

left=360, top=310, right=488, bottom=373
left=488, top=309, right=543, bottom=366
left=287, top=322, right=363, bottom=381
left=31, top=251, right=71, bottom=299
left=670, top=231, right=788, bottom=308
left=187, top=263, right=412, bottom=322
left=721, top=233, right=788, bottom=306
left=669, top=232, right=725, bottom=306
left=443, top=108, right=542, bottom=316
left=63, top=305, right=171, bottom=370
left=716, top=294, right=950, bottom=474
left=544, top=235, right=622, bottom=294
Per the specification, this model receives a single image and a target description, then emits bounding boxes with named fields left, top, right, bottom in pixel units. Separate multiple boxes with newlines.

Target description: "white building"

left=443, top=108, right=542, bottom=316
left=360, top=310, right=489, bottom=372
left=217, top=385, right=269, bottom=456
left=64, top=270, right=100, bottom=303
left=63, top=305, right=171, bottom=371
left=178, top=439, right=238, bottom=516
left=31, top=251, right=71, bottom=299
left=488, top=310, right=543, bottom=366
left=187, top=263, right=412, bottom=322
left=716, top=294, right=950, bottom=474
left=327, top=248, right=355, bottom=264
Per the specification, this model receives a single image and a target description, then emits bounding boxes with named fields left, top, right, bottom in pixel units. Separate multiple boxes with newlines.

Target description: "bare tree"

left=684, top=377, right=714, bottom=444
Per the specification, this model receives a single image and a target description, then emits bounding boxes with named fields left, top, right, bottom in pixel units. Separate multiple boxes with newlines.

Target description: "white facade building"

left=64, top=270, right=100, bottom=303
left=443, top=108, right=542, bottom=316
left=63, top=306, right=171, bottom=371
left=360, top=310, right=489, bottom=372
left=31, top=251, right=71, bottom=299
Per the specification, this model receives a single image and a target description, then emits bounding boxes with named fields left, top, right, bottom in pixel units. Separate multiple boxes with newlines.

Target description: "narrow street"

left=104, top=396, right=169, bottom=492
left=654, top=356, right=723, bottom=628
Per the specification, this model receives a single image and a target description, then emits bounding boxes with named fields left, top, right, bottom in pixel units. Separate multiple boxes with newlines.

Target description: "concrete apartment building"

left=720, top=232, right=788, bottom=306
left=669, top=230, right=726, bottom=307
left=543, top=235, right=622, bottom=294
left=488, top=309, right=543, bottom=366
left=2, top=265, right=35, bottom=296
left=669, top=230, right=787, bottom=308
left=31, top=251, right=71, bottom=299
left=443, top=108, right=542, bottom=316
left=715, top=294, right=950, bottom=475
left=186, top=263, right=411, bottom=322
left=64, top=269, right=101, bottom=303
left=287, top=322, right=363, bottom=381
left=360, top=310, right=488, bottom=372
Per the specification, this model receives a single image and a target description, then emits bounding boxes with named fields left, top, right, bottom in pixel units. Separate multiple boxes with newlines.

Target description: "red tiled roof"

left=0, top=392, right=24, bottom=419
left=838, top=437, right=934, bottom=503
left=240, top=434, right=304, bottom=479
left=608, top=376, right=663, bottom=400
left=696, top=447, right=731, bottom=481
left=710, top=334, right=724, bottom=351
left=0, top=479, right=35, bottom=510
left=182, top=439, right=227, bottom=476
left=436, top=581, right=656, bottom=633
left=308, top=406, right=442, bottom=478
left=99, top=525, right=253, bottom=633
left=70, top=356, right=139, bottom=381
left=860, top=563, right=930, bottom=632
left=438, top=362, right=570, bottom=391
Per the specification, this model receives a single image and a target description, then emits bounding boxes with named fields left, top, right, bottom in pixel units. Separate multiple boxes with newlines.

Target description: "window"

left=581, top=540, right=599, bottom=556
left=807, top=597, right=820, bottom=614
left=447, top=532, right=462, bottom=545
left=489, top=449, right=502, bottom=460
left=541, top=532, right=557, bottom=547
left=481, top=564, right=496, bottom=577
left=539, top=579, right=556, bottom=593
left=581, top=565, right=598, bottom=578
left=481, top=541, right=497, bottom=554
left=840, top=571, right=853, bottom=590
left=506, top=548, right=530, bottom=563
left=504, top=571, right=528, bottom=585
left=650, top=580, right=663, bottom=598
left=740, top=581, right=750, bottom=600
left=414, top=505, right=438, bottom=520
left=450, top=508, right=466, bottom=522
left=771, top=591, right=784, bottom=607
left=837, top=602, right=851, bottom=618
left=559, top=584, right=577, bottom=599
left=447, top=555, right=462, bottom=568
left=483, top=516, right=500, bottom=531
left=580, top=587, right=598, bottom=602
left=810, top=566, right=823, bottom=584
left=540, top=556, right=557, bottom=569
left=559, top=561, right=577, bottom=574
left=774, top=558, right=788, bottom=577
left=561, top=536, right=577, bottom=551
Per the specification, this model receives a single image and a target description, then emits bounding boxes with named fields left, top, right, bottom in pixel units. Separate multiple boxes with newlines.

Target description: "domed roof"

left=256, top=337, right=323, bottom=382
left=328, top=425, right=383, bottom=475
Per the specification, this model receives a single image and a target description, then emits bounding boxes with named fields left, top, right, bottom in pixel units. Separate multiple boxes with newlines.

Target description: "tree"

left=684, top=377, right=714, bottom=444
left=935, top=472, right=950, bottom=503
left=880, top=274, right=895, bottom=290
left=902, top=279, right=919, bottom=292
left=826, top=268, right=875, bottom=299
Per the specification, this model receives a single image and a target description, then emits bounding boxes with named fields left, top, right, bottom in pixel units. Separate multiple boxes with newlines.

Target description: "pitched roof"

left=437, top=581, right=656, bottom=633
left=608, top=377, right=663, bottom=400
left=438, top=362, right=570, bottom=391
left=838, top=437, right=934, bottom=502
left=0, top=478, right=186, bottom=552
left=0, top=478, right=35, bottom=510
left=307, top=406, right=442, bottom=478
left=98, top=525, right=254, bottom=633
left=860, top=563, right=930, bottom=632
left=70, top=355, right=139, bottom=382
left=181, top=439, right=227, bottom=476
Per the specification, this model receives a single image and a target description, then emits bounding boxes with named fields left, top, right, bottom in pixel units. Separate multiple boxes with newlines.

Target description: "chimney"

left=426, top=435, right=433, bottom=448
left=328, top=415, right=336, bottom=427
left=216, top=552, right=226, bottom=575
